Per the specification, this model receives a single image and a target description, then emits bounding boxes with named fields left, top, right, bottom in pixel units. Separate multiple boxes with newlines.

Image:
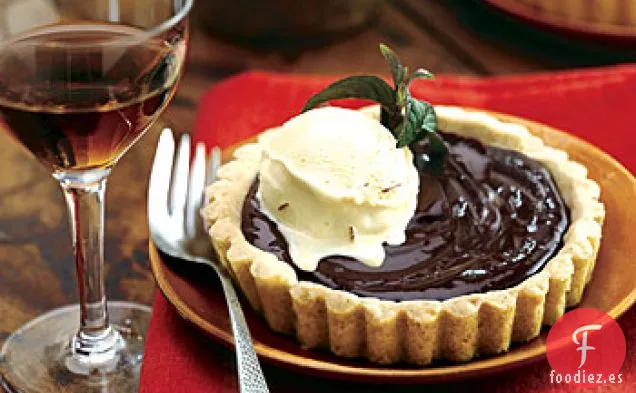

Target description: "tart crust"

left=203, top=106, right=605, bottom=365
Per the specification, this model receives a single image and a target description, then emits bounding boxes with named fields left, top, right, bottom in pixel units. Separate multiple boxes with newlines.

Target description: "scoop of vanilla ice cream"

left=256, top=106, right=419, bottom=271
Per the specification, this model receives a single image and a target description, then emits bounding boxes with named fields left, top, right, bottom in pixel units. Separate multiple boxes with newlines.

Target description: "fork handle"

left=217, top=272, right=270, bottom=393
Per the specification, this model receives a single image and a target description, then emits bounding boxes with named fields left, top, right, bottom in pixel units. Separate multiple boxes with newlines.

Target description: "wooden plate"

left=150, top=110, right=636, bottom=384
left=484, top=0, right=636, bottom=44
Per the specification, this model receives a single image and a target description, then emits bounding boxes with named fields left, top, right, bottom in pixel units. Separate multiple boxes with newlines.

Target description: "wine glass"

left=0, top=0, right=192, bottom=391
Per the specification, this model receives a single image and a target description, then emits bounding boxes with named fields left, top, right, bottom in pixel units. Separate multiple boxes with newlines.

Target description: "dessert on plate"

left=512, top=0, right=636, bottom=27
left=203, top=45, right=604, bottom=365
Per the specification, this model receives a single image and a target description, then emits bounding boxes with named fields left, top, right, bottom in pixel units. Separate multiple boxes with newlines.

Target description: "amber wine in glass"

left=0, top=0, right=192, bottom=392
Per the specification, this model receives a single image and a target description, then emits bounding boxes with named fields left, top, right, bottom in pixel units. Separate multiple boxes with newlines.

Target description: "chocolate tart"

left=203, top=106, right=604, bottom=365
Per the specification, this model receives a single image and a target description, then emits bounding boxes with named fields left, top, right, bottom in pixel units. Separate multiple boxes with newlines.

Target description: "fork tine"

left=169, top=134, right=191, bottom=219
left=185, top=143, right=207, bottom=236
left=206, top=146, right=222, bottom=186
left=148, top=129, right=175, bottom=220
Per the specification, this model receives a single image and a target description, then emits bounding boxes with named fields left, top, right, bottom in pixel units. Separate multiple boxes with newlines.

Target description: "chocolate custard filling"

left=241, top=131, right=569, bottom=301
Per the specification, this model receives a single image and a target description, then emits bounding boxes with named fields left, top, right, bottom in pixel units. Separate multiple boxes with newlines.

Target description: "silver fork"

left=148, top=129, right=270, bottom=393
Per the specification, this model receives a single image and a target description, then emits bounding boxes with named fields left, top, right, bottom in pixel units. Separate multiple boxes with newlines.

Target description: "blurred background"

left=166, top=0, right=636, bottom=129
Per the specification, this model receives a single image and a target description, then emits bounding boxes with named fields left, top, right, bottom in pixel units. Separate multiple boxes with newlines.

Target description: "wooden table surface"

left=2, top=0, right=636, bottom=344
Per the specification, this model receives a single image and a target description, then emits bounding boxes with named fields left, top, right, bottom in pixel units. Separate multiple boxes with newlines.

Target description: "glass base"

left=0, top=301, right=151, bottom=393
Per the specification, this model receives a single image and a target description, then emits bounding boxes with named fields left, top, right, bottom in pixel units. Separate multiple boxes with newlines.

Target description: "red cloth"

left=141, top=68, right=636, bottom=393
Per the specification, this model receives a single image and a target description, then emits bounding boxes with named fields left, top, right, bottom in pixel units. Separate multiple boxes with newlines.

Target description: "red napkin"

left=141, top=68, right=636, bottom=393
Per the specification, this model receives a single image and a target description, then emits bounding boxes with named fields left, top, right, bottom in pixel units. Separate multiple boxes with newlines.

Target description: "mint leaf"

left=409, top=68, right=435, bottom=82
left=379, top=43, right=406, bottom=87
left=396, top=82, right=408, bottom=107
left=395, top=97, right=436, bottom=147
left=419, top=100, right=437, bottom=134
left=302, top=75, right=396, bottom=113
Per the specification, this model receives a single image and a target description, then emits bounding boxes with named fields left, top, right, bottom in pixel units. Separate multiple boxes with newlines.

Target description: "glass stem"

left=59, top=171, right=122, bottom=373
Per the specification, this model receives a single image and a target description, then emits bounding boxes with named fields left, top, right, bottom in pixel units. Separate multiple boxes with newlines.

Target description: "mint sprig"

left=302, top=43, right=447, bottom=170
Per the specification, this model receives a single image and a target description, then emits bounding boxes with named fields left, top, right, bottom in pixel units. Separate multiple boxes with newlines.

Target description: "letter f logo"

left=572, top=324, right=602, bottom=368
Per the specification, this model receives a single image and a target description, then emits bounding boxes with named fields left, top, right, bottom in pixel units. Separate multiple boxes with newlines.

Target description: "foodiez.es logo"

left=572, top=324, right=602, bottom=368
left=546, top=308, right=626, bottom=387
